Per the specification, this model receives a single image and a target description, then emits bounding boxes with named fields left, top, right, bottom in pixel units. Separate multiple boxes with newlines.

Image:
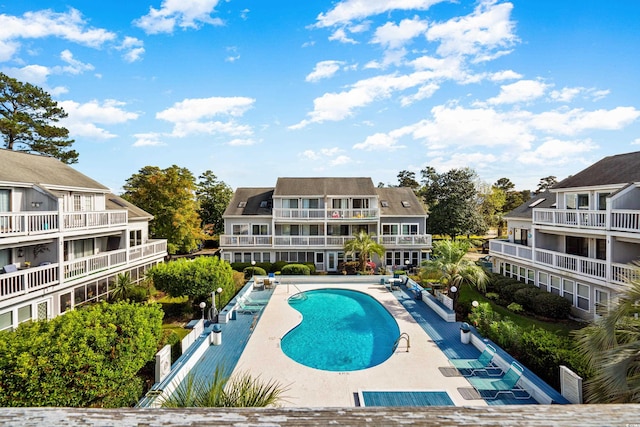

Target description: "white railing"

left=489, top=240, right=533, bottom=261
left=64, top=249, right=128, bottom=280
left=219, top=235, right=273, bottom=247
left=611, top=210, right=640, bottom=233
left=611, top=262, right=640, bottom=286
left=272, top=208, right=325, bottom=219
left=128, top=240, right=168, bottom=261
left=533, top=209, right=606, bottom=229
left=0, top=212, right=60, bottom=236
left=63, top=210, right=127, bottom=230
left=222, top=234, right=432, bottom=248
left=534, top=248, right=607, bottom=280
left=0, top=264, right=59, bottom=301
left=379, top=235, right=432, bottom=246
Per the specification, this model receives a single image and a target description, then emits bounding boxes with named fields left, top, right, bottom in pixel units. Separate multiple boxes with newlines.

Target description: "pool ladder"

left=287, top=283, right=308, bottom=300
left=392, top=332, right=410, bottom=353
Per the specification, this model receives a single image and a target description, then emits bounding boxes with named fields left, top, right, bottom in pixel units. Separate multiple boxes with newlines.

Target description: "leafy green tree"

left=0, top=301, right=163, bottom=407
left=147, top=256, right=235, bottom=305
left=122, top=165, right=203, bottom=254
left=162, top=367, right=287, bottom=407
left=0, top=72, right=77, bottom=164
left=422, top=167, right=486, bottom=238
left=478, top=183, right=506, bottom=230
left=573, top=266, right=640, bottom=403
left=420, top=239, right=488, bottom=292
left=110, top=271, right=135, bottom=301
left=343, top=231, right=385, bottom=272
left=397, top=170, right=420, bottom=190
left=196, top=170, right=233, bottom=235
left=536, top=176, right=557, bottom=194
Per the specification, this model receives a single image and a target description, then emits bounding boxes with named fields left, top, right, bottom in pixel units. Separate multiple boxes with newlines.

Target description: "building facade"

left=220, top=177, right=432, bottom=272
left=0, top=149, right=167, bottom=331
left=489, top=151, right=640, bottom=320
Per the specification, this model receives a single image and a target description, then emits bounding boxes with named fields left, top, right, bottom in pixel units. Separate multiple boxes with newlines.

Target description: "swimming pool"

left=281, top=288, right=400, bottom=371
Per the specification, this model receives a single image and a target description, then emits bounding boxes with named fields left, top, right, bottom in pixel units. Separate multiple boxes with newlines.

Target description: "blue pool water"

left=281, top=288, right=400, bottom=371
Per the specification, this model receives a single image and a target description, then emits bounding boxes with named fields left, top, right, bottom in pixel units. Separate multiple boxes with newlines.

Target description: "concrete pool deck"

left=229, top=282, right=488, bottom=408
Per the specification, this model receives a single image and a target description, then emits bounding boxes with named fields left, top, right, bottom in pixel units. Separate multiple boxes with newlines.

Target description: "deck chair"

left=236, top=299, right=264, bottom=314
left=450, top=344, right=500, bottom=376
left=243, top=295, right=270, bottom=305
left=467, top=361, right=531, bottom=400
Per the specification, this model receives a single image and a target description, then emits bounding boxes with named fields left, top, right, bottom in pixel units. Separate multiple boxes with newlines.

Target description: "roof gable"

left=553, top=151, right=640, bottom=189
left=375, top=187, right=426, bottom=216
left=273, top=177, right=376, bottom=196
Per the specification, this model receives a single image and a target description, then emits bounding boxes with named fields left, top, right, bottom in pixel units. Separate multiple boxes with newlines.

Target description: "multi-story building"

left=489, top=151, right=640, bottom=320
left=220, top=177, right=432, bottom=272
left=0, top=149, right=167, bottom=331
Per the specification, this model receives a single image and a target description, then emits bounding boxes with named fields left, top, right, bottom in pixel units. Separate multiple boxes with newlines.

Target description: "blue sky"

left=2, top=0, right=639, bottom=193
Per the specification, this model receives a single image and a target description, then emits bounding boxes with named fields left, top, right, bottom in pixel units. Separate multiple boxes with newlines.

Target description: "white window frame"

left=402, top=223, right=419, bottom=235
left=382, top=224, right=399, bottom=235
left=576, top=283, right=590, bottom=311
left=550, top=275, right=561, bottom=295
left=562, top=279, right=575, bottom=305
left=233, top=224, right=249, bottom=235
left=538, top=271, right=548, bottom=292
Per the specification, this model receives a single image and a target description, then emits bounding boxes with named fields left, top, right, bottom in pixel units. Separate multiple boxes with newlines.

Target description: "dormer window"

left=259, top=200, right=268, bottom=208
left=380, top=200, right=389, bottom=208
left=238, top=201, right=247, bottom=208
left=401, top=201, right=411, bottom=208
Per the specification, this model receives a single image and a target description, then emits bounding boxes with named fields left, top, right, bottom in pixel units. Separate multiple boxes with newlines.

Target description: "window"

left=98, top=279, right=108, bottom=297
left=233, top=224, right=249, bottom=235
left=562, top=279, right=575, bottom=304
left=73, top=194, right=82, bottom=211
left=596, top=239, right=606, bottom=260
left=332, top=199, right=347, bottom=209
left=505, top=263, right=511, bottom=278
left=0, top=311, right=12, bottom=331
left=514, top=228, right=528, bottom=246
left=237, top=201, right=246, bottom=208
left=597, top=193, right=609, bottom=211
left=315, top=252, right=324, bottom=264
left=538, top=272, right=548, bottom=292
left=37, top=302, right=48, bottom=321
left=382, top=224, right=399, bottom=235
left=85, top=195, right=94, bottom=211
left=550, top=275, right=560, bottom=295
left=380, top=200, right=389, bottom=208
left=0, top=189, right=9, bottom=230
left=527, top=269, right=534, bottom=285
left=259, top=200, right=269, bottom=208
left=528, top=198, right=546, bottom=208
left=519, top=266, right=526, bottom=283
left=308, top=225, right=319, bottom=236
left=282, top=224, right=300, bottom=236
left=0, top=248, right=10, bottom=269
left=60, top=293, right=72, bottom=313
left=283, top=199, right=299, bottom=209
left=401, top=200, right=411, bottom=208
left=402, top=224, right=418, bottom=235
left=74, top=286, right=87, bottom=304
left=566, top=236, right=588, bottom=257
left=595, top=290, right=609, bottom=316
left=72, top=238, right=94, bottom=259
left=302, top=199, right=319, bottom=209
left=566, top=193, right=589, bottom=209
left=262, top=252, right=271, bottom=262
left=352, top=199, right=369, bottom=209
left=130, top=230, right=142, bottom=246
left=577, top=283, right=589, bottom=311
left=252, top=224, right=269, bottom=235
left=18, top=305, right=31, bottom=324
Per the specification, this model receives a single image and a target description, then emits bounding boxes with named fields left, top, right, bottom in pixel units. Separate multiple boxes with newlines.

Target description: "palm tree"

left=162, top=367, right=287, bottom=407
left=420, top=239, right=488, bottom=292
left=343, top=231, right=385, bottom=273
left=110, top=272, right=134, bottom=301
left=573, top=264, right=640, bottom=403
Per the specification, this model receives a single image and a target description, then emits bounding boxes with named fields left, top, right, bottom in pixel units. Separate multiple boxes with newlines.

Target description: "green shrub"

left=487, top=319, right=522, bottom=352
left=500, top=282, right=534, bottom=303
left=513, top=287, right=542, bottom=311
left=507, top=302, right=524, bottom=314
left=127, top=285, right=149, bottom=303
left=270, top=261, right=288, bottom=273
left=485, top=292, right=499, bottom=301
left=243, top=266, right=266, bottom=279
left=281, top=264, right=311, bottom=275
left=304, top=263, right=316, bottom=275
left=339, top=261, right=359, bottom=275
left=533, top=292, right=572, bottom=319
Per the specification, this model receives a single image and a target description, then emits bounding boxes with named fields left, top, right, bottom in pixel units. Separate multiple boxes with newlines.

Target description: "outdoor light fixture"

left=405, top=259, right=410, bottom=273
left=199, top=301, right=206, bottom=320
left=472, top=300, right=479, bottom=308
left=18, top=248, right=24, bottom=258
left=251, top=260, right=256, bottom=279
left=31, top=201, right=42, bottom=208
left=216, top=287, right=223, bottom=322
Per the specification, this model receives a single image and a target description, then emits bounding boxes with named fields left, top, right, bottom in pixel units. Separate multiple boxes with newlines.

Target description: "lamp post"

left=472, top=300, right=479, bottom=309
left=405, top=259, right=410, bottom=274
left=250, top=260, right=256, bottom=280
left=199, top=301, right=206, bottom=320
left=215, top=287, right=223, bottom=322
left=450, top=286, right=458, bottom=313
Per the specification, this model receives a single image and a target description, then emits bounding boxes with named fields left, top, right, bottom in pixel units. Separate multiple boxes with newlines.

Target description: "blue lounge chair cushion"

left=450, top=344, right=499, bottom=375
left=468, top=362, right=530, bottom=399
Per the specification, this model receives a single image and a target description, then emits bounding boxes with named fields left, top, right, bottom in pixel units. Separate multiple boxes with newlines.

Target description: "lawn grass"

left=459, top=285, right=585, bottom=336
left=162, top=323, right=190, bottom=340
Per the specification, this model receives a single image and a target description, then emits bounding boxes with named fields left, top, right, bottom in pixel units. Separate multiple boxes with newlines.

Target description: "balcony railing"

left=533, top=209, right=606, bottom=229
left=128, top=240, right=168, bottom=261
left=272, top=208, right=379, bottom=220
left=221, top=234, right=432, bottom=248
left=65, top=249, right=128, bottom=280
left=0, top=210, right=128, bottom=237
left=611, top=210, right=640, bottom=233
left=0, top=264, right=59, bottom=301
left=489, top=240, right=533, bottom=261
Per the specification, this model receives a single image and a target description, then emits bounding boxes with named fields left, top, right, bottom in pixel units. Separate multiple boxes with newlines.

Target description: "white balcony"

left=272, top=208, right=379, bottom=220
left=380, top=235, right=432, bottom=246
left=0, top=263, right=59, bottom=301
left=489, top=240, right=533, bottom=261
left=128, top=240, right=168, bottom=261
left=533, top=209, right=606, bottom=229
left=0, top=210, right=128, bottom=238
left=220, top=235, right=273, bottom=247
left=611, top=210, right=640, bottom=233
left=221, top=234, right=432, bottom=248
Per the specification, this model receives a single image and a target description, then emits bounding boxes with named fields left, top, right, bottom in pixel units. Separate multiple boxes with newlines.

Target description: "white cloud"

left=134, top=0, right=224, bottom=34
left=486, top=79, right=549, bottom=105
left=549, top=87, right=582, bottom=103
left=328, top=28, right=358, bottom=44
left=353, top=129, right=408, bottom=151
left=372, top=16, right=428, bottom=49
left=306, top=60, right=345, bottom=82
left=632, top=138, right=640, bottom=146
left=0, top=8, right=116, bottom=61
left=316, top=0, right=444, bottom=28
left=133, top=132, right=166, bottom=147
left=228, top=138, right=257, bottom=146
left=529, top=107, right=640, bottom=135
left=517, top=138, right=598, bottom=165
left=400, top=82, right=439, bottom=106
left=58, top=49, right=94, bottom=75
left=4, top=64, right=50, bottom=85
left=300, top=147, right=349, bottom=166
left=331, top=155, right=352, bottom=166
left=59, top=99, right=139, bottom=139
left=156, top=96, right=255, bottom=138
left=118, top=37, right=145, bottom=62
left=426, top=1, right=518, bottom=61
left=489, top=70, right=522, bottom=81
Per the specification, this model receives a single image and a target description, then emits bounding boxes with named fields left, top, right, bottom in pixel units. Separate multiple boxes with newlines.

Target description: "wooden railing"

left=0, top=264, right=59, bottom=300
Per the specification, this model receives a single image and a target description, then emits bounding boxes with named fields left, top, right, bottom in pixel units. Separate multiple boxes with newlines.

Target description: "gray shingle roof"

left=375, top=187, right=426, bottom=216
left=106, top=193, right=153, bottom=220
left=224, top=188, right=274, bottom=216
left=0, top=149, right=108, bottom=190
left=553, top=151, right=640, bottom=189
left=273, top=177, right=376, bottom=196
left=504, top=191, right=555, bottom=220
